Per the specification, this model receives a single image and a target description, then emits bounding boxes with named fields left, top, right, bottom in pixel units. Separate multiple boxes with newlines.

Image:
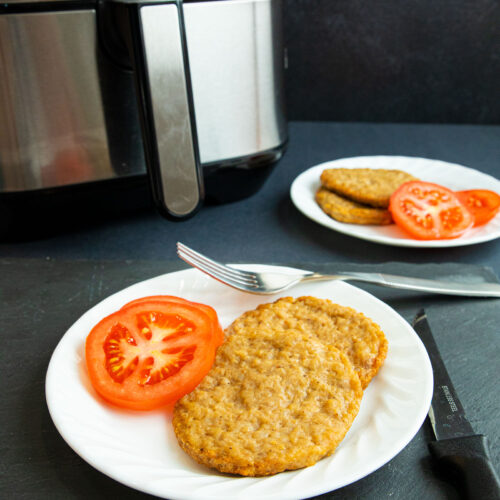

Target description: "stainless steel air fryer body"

left=0, top=0, right=287, bottom=223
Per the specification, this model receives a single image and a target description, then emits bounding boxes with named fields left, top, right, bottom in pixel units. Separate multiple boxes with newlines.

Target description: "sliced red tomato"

left=455, top=189, right=500, bottom=227
left=122, top=295, right=224, bottom=345
left=85, top=300, right=217, bottom=410
left=389, top=181, right=473, bottom=240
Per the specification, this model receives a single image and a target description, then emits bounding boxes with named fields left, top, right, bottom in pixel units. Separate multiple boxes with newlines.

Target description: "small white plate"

left=46, top=266, right=433, bottom=500
left=290, top=155, right=500, bottom=247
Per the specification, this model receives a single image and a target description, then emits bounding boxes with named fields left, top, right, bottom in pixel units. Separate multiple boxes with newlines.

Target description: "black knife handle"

left=429, top=434, right=500, bottom=499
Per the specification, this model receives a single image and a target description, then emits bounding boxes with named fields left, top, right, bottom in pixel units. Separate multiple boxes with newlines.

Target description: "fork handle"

left=304, top=272, right=500, bottom=297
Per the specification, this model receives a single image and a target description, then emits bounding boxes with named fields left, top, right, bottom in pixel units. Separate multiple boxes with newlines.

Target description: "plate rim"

left=45, top=265, right=434, bottom=500
left=290, top=155, right=500, bottom=248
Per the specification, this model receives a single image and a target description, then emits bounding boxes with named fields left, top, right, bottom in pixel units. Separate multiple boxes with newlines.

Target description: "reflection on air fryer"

left=0, top=0, right=287, bottom=221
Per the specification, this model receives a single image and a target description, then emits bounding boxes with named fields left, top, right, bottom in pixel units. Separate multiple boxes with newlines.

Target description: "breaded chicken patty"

left=173, top=329, right=363, bottom=476
left=316, top=187, right=393, bottom=225
left=226, top=296, right=388, bottom=389
left=320, top=168, right=418, bottom=208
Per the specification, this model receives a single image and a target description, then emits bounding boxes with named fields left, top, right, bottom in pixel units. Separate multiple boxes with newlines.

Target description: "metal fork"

left=176, top=242, right=500, bottom=297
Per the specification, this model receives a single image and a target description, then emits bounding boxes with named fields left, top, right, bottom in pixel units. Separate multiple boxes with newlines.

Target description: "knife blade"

left=413, top=309, right=500, bottom=499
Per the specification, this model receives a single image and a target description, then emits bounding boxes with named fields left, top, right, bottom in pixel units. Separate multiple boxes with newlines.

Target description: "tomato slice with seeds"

left=455, top=190, right=500, bottom=227
left=85, top=300, right=217, bottom=410
left=122, top=295, right=224, bottom=345
left=389, top=181, right=473, bottom=240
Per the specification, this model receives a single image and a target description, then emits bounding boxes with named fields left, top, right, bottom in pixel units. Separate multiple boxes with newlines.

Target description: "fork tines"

left=176, top=242, right=259, bottom=289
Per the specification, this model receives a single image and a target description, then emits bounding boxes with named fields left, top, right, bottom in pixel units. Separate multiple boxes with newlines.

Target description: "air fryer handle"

left=124, top=0, right=203, bottom=220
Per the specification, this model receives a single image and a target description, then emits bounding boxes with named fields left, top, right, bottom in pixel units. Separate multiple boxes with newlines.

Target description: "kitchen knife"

left=413, top=309, right=500, bottom=499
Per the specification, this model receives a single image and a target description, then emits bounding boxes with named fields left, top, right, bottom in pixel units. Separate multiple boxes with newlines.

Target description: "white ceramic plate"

left=290, top=155, right=500, bottom=247
left=46, top=266, right=433, bottom=500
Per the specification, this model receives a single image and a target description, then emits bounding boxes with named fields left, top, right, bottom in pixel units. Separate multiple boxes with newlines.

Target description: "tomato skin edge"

left=85, top=346, right=216, bottom=411
left=455, top=189, right=500, bottom=227
left=122, top=295, right=224, bottom=345
left=389, top=181, right=473, bottom=240
left=85, top=300, right=218, bottom=411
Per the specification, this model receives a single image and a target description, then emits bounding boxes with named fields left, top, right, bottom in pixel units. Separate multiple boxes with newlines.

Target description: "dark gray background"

left=283, top=0, right=500, bottom=123
left=1, top=1, right=500, bottom=497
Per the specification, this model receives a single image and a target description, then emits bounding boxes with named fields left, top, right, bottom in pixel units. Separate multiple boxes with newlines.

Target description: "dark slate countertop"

left=1, top=121, right=500, bottom=500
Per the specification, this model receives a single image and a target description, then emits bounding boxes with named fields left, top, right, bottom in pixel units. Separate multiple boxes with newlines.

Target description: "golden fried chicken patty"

left=320, top=168, right=418, bottom=208
left=173, top=329, right=363, bottom=476
left=226, top=296, right=388, bottom=389
left=316, top=187, right=393, bottom=225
